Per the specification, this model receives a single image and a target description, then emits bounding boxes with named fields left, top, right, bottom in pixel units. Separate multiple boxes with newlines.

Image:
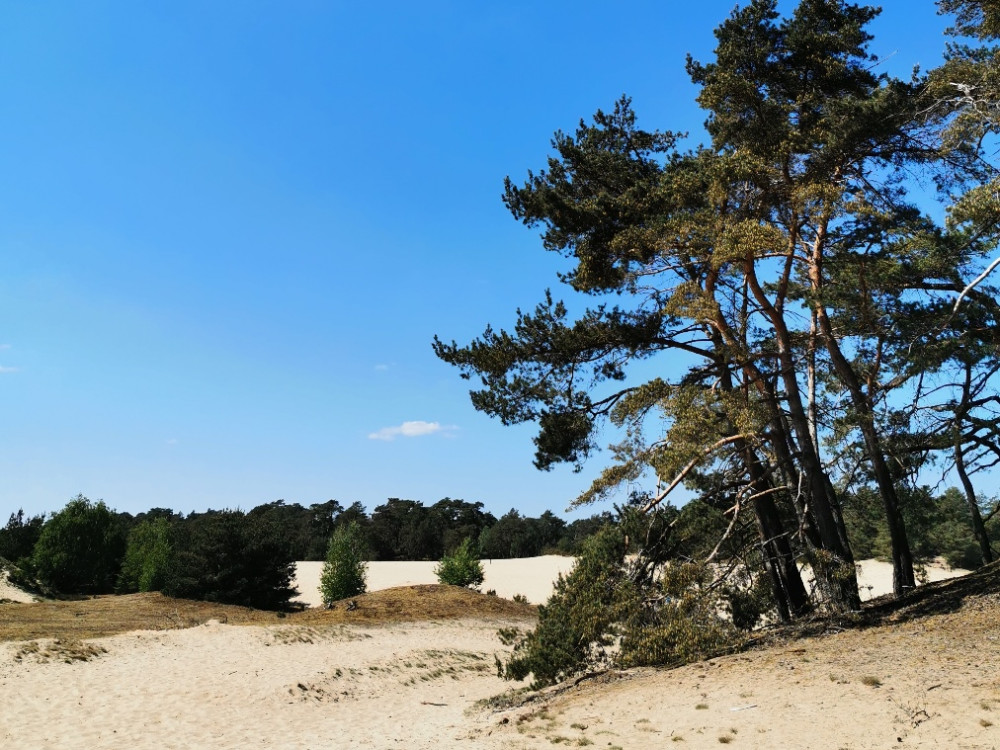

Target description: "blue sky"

left=0, top=1, right=959, bottom=520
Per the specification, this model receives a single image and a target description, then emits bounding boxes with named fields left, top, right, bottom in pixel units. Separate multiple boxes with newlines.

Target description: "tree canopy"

left=436, top=0, right=1000, bottom=616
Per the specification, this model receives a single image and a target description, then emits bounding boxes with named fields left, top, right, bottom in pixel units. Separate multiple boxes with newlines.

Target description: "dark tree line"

left=0, top=495, right=613, bottom=607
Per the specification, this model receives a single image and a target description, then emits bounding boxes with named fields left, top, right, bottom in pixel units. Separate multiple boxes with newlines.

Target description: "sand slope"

left=484, top=596, right=1000, bottom=749
left=0, top=571, right=36, bottom=604
left=0, top=558, right=988, bottom=749
left=0, top=617, right=527, bottom=749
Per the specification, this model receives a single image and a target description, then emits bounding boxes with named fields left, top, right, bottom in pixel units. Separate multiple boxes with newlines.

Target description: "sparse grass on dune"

left=3, top=564, right=998, bottom=649
left=0, top=584, right=537, bottom=642
left=0, top=592, right=285, bottom=642
left=295, top=584, right=537, bottom=626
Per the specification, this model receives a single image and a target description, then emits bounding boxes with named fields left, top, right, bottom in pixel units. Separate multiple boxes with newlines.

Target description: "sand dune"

left=0, top=557, right=988, bottom=749
left=292, top=555, right=577, bottom=608
left=0, top=571, right=37, bottom=604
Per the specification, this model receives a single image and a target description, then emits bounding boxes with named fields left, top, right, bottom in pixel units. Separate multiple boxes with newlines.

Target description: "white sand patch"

left=0, top=570, right=37, bottom=603
left=855, top=558, right=969, bottom=600
left=292, top=555, right=576, bottom=608
left=292, top=556, right=967, bottom=609
left=0, top=618, right=529, bottom=749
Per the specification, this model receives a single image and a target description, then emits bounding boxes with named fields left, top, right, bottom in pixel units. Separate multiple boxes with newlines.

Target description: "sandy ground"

left=0, top=617, right=527, bottom=749
left=487, top=596, right=1000, bottom=749
left=0, top=570, right=37, bottom=603
left=1, top=557, right=992, bottom=750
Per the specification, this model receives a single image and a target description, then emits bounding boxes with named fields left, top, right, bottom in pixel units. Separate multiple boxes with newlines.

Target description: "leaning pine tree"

left=436, top=0, right=1000, bottom=615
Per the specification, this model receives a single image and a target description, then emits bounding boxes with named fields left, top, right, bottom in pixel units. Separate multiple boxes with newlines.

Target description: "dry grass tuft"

left=295, top=584, right=536, bottom=626
left=14, top=638, right=107, bottom=663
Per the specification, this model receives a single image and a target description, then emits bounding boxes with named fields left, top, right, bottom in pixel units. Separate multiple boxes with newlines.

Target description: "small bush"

left=435, top=538, right=485, bottom=588
left=320, top=521, right=368, bottom=604
left=501, top=526, right=631, bottom=687
left=618, top=562, right=742, bottom=669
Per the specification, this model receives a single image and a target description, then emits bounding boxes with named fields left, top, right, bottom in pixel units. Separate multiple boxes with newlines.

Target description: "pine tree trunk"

left=954, top=426, right=994, bottom=565
left=812, top=300, right=916, bottom=596
left=743, top=266, right=861, bottom=610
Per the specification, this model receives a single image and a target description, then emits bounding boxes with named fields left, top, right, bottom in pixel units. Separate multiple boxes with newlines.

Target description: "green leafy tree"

left=319, top=520, right=368, bottom=604
left=435, top=0, right=1000, bottom=610
left=439, top=0, right=918, bottom=610
left=369, top=498, right=434, bottom=560
left=434, top=537, right=485, bottom=588
left=31, top=495, right=126, bottom=594
left=430, top=498, right=496, bottom=554
left=118, top=517, right=173, bottom=593
left=0, top=509, right=45, bottom=566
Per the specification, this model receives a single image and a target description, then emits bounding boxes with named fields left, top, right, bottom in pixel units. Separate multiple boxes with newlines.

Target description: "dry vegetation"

left=0, top=584, right=537, bottom=642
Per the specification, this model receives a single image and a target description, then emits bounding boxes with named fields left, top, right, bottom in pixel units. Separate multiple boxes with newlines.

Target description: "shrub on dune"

left=435, top=537, right=485, bottom=589
left=320, top=521, right=368, bottom=605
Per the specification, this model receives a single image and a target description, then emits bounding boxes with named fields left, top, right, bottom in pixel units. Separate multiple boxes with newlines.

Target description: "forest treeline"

left=0, top=495, right=613, bottom=607
left=2, top=480, right=994, bottom=612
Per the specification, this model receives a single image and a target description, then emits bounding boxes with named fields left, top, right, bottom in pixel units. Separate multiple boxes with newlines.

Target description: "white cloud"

left=374, top=364, right=390, bottom=371
left=0, top=365, right=18, bottom=374
left=165, top=438, right=178, bottom=445
left=368, top=420, right=457, bottom=441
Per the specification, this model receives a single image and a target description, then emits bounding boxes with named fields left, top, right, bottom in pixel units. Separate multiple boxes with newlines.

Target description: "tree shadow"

left=860, top=560, right=1000, bottom=626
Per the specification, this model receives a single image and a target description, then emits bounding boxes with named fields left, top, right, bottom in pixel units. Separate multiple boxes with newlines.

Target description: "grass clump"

left=14, top=638, right=108, bottom=664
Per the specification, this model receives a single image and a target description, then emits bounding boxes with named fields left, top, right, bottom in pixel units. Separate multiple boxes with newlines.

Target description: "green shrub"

left=320, top=521, right=368, bottom=604
left=118, top=518, right=173, bottom=593
left=501, top=525, right=631, bottom=687
left=434, top=537, right=485, bottom=588
left=618, top=562, right=742, bottom=668
left=500, top=524, right=745, bottom=688
left=31, top=496, right=126, bottom=594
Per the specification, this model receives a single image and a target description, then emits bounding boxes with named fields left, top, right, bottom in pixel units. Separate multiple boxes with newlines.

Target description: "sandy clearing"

left=0, top=557, right=983, bottom=749
left=292, top=555, right=578, bottom=608
left=0, top=617, right=530, bottom=749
